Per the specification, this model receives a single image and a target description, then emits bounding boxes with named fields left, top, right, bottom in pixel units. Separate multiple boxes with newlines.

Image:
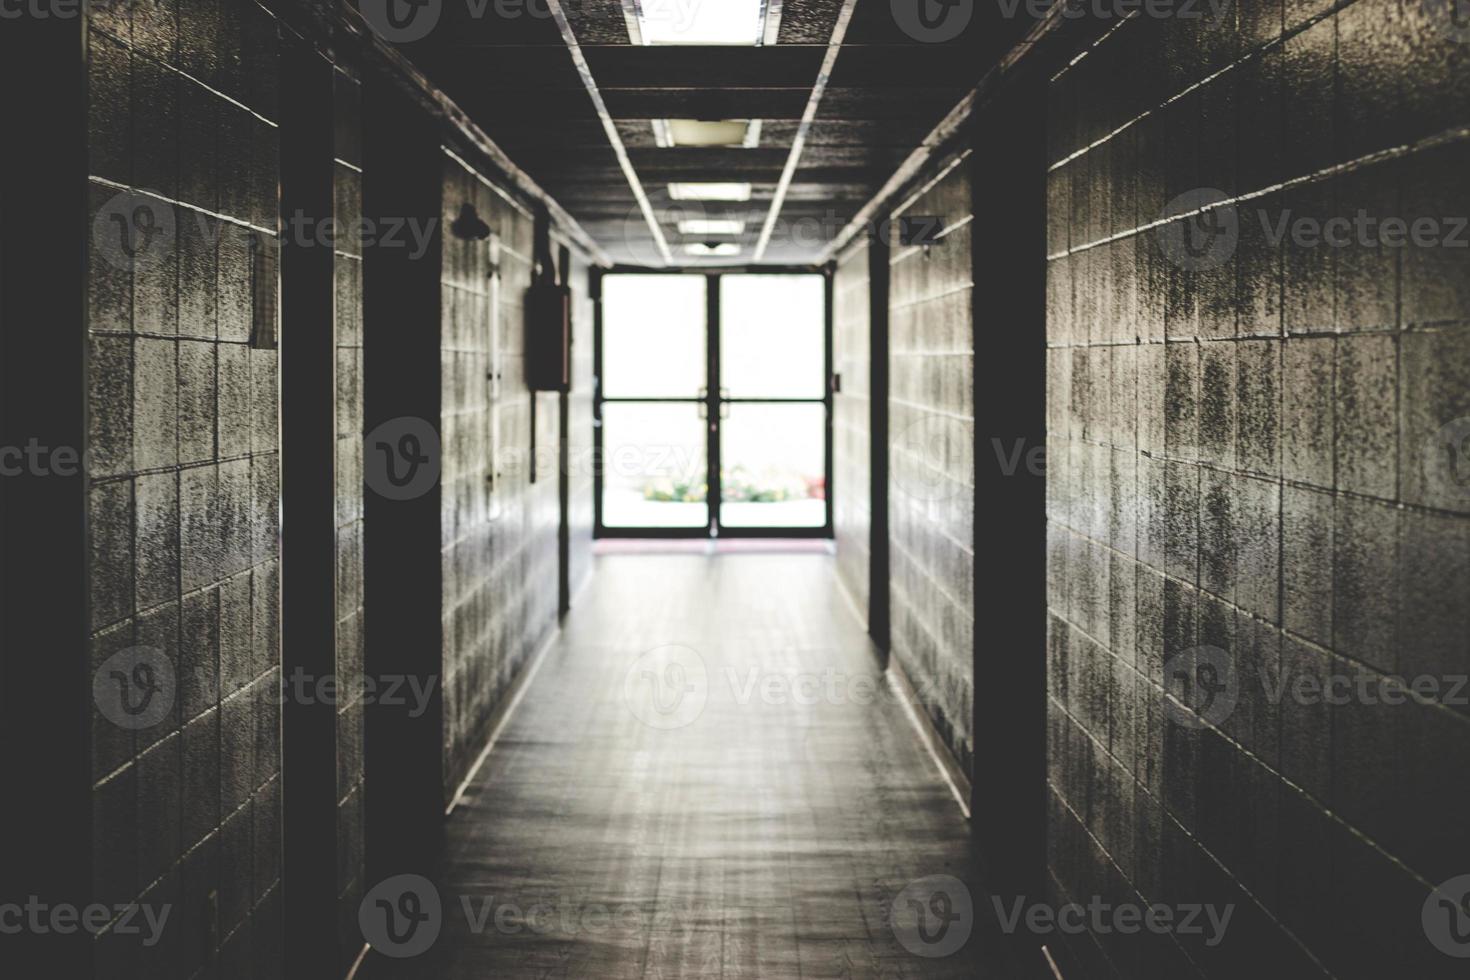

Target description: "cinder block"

left=219, top=686, right=255, bottom=814
left=1278, top=636, right=1332, bottom=803
left=182, top=707, right=220, bottom=849
left=1282, top=180, right=1336, bottom=335
left=135, top=732, right=183, bottom=887
left=1200, top=470, right=1237, bottom=600
left=178, top=339, right=217, bottom=465
left=180, top=586, right=219, bottom=720
left=1234, top=473, right=1282, bottom=623
left=219, top=572, right=252, bottom=698
left=217, top=798, right=253, bottom=936
left=1396, top=698, right=1470, bottom=887
left=1236, top=339, right=1280, bottom=475
left=1400, top=325, right=1470, bottom=513
left=1164, top=342, right=1198, bottom=460
left=1282, top=336, right=1335, bottom=487
left=1199, top=342, right=1236, bottom=468
left=133, top=337, right=178, bottom=471
left=1283, top=485, right=1333, bottom=647
left=1329, top=657, right=1400, bottom=848
left=134, top=472, right=179, bottom=612
left=253, top=776, right=282, bottom=901
left=1164, top=461, right=1200, bottom=585
left=1401, top=142, right=1470, bottom=327
left=180, top=464, right=221, bottom=593
left=1396, top=510, right=1470, bottom=696
left=179, top=215, right=221, bottom=344
left=90, top=334, right=134, bottom=478
left=1333, top=160, right=1399, bottom=331
left=218, top=342, right=251, bottom=459
left=91, top=479, right=135, bottom=630
left=1334, top=333, right=1397, bottom=499
left=1333, top=495, right=1399, bottom=675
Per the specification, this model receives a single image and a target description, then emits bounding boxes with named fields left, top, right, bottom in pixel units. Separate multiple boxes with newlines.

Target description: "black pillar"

left=362, top=79, right=446, bottom=883
left=0, top=11, right=91, bottom=975
left=278, top=35, right=340, bottom=979
left=970, top=74, right=1049, bottom=948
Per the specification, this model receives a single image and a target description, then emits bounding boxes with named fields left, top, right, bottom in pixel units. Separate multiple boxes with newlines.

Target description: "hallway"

left=361, top=550, right=1014, bottom=978
left=5, top=0, right=1469, bottom=977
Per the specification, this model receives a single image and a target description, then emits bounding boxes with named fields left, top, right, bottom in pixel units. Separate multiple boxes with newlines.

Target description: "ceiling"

left=387, top=0, right=1022, bottom=266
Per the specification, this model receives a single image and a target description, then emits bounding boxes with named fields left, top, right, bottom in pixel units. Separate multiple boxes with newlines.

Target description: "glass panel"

left=719, top=404, right=827, bottom=528
left=602, top=275, right=706, bottom=398
left=601, top=403, right=708, bottom=528
left=719, top=275, right=825, bottom=399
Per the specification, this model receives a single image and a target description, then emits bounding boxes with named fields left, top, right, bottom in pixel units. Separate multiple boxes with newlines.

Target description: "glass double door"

left=596, top=273, right=830, bottom=537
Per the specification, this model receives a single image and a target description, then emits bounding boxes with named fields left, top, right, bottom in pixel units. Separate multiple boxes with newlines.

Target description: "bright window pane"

left=720, top=275, right=825, bottom=399
left=601, top=403, right=708, bottom=528
left=720, top=404, right=826, bottom=528
left=602, top=275, right=706, bottom=399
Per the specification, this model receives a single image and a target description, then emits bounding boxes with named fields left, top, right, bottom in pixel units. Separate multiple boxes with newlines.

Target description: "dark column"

left=867, top=231, right=892, bottom=658
left=0, top=11, right=90, bottom=975
left=362, top=81, right=446, bottom=881
left=970, top=75, right=1049, bottom=954
left=278, top=36, right=340, bottom=979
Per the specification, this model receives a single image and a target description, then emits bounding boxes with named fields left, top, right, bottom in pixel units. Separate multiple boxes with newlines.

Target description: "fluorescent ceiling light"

left=670, top=183, right=752, bottom=202
left=684, top=243, right=742, bottom=257
left=635, top=0, right=764, bottom=45
left=658, top=119, right=757, bottom=148
left=678, top=219, right=746, bottom=236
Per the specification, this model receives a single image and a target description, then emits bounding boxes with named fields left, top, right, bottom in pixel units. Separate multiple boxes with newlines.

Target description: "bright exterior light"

left=678, top=219, right=746, bottom=236
left=637, top=0, right=763, bottom=45
left=684, top=243, right=743, bottom=257
left=670, top=183, right=753, bottom=202
left=658, top=119, right=757, bottom=148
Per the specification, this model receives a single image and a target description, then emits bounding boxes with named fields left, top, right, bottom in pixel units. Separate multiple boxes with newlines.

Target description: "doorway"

left=594, top=271, right=832, bottom=538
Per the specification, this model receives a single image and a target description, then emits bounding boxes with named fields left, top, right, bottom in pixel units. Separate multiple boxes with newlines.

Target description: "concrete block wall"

left=888, top=163, right=976, bottom=777
left=833, top=238, right=873, bottom=617
left=332, top=64, right=368, bottom=965
left=87, top=2, right=284, bottom=976
left=1045, top=2, right=1470, bottom=977
left=439, top=155, right=564, bottom=798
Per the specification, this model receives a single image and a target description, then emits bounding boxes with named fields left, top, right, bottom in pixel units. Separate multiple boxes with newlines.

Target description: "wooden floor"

left=361, top=552, right=1018, bottom=979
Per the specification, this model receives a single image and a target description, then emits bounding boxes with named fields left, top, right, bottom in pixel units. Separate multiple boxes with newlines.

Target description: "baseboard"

left=886, top=654, right=973, bottom=820
left=444, top=624, right=560, bottom=816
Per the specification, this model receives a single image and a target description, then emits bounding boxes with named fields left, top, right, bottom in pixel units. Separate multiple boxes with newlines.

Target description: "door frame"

left=593, top=267, right=834, bottom=539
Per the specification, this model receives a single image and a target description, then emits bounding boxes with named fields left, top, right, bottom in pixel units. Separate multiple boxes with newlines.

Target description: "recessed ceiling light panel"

left=670, top=183, right=753, bottom=202
left=635, top=0, right=765, bottom=45
left=678, top=219, right=746, bottom=236
left=660, top=119, right=755, bottom=148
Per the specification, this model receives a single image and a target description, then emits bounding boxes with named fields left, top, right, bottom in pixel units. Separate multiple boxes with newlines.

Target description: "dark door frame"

left=593, top=267, right=835, bottom=539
